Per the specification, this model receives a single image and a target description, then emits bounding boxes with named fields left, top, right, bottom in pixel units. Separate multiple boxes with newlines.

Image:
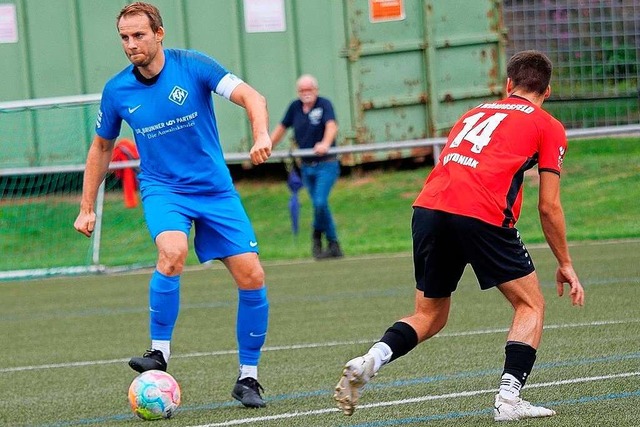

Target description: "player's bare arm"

left=538, top=171, right=585, bottom=306
left=74, top=135, right=115, bottom=237
left=230, top=83, right=272, bottom=165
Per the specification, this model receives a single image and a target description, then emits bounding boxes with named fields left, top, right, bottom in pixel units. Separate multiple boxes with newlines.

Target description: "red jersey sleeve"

left=538, top=116, right=567, bottom=175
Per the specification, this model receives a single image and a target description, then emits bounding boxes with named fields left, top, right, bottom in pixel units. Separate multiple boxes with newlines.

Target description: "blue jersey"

left=96, top=49, right=241, bottom=195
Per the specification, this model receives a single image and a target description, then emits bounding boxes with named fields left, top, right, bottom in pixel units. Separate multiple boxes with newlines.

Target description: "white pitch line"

left=1, top=319, right=638, bottom=373
left=190, top=371, right=640, bottom=427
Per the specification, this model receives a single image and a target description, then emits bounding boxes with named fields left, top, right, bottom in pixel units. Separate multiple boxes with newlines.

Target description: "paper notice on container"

left=369, top=0, right=405, bottom=23
left=0, top=3, right=18, bottom=43
left=244, top=0, right=286, bottom=33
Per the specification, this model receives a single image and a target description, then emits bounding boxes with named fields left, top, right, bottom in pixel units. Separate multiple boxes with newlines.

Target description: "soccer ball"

left=128, top=370, right=181, bottom=420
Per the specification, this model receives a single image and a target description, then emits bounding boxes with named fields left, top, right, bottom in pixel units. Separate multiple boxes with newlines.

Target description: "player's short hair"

left=117, top=2, right=163, bottom=33
left=506, top=50, right=553, bottom=95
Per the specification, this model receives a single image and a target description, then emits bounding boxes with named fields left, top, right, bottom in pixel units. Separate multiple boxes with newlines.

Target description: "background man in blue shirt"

left=270, top=74, right=344, bottom=259
left=74, top=1, right=271, bottom=408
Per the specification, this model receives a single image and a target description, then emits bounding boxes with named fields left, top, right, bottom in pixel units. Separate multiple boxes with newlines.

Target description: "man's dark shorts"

left=412, top=207, right=535, bottom=298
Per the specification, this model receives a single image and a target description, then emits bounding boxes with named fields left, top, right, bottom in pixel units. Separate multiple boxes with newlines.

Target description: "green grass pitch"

left=1, top=239, right=639, bottom=426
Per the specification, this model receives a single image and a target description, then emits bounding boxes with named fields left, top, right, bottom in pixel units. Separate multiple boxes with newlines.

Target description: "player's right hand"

left=74, top=210, right=96, bottom=237
left=249, top=134, right=272, bottom=165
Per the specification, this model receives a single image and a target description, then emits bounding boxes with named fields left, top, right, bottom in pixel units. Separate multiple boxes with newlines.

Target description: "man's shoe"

left=312, top=231, right=323, bottom=258
left=493, top=394, right=556, bottom=421
left=232, top=377, right=266, bottom=408
left=334, top=354, right=375, bottom=416
left=128, top=349, right=167, bottom=373
left=317, top=240, right=344, bottom=259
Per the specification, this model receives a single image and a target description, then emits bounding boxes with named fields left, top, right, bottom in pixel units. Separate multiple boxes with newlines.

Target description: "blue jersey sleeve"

left=95, top=85, right=122, bottom=140
left=186, top=50, right=230, bottom=94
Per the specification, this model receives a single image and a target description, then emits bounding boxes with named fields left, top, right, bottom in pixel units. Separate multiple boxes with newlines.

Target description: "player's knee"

left=156, top=246, right=188, bottom=276
left=534, top=298, right=546, bottom=318
left=237, top=264, right=265, bottom=289
left=516, top=297, right=545, bottom=322
left=526, top=292, right=546, bottom=314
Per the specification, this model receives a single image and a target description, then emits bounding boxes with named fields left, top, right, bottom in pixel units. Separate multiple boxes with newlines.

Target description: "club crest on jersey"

left=169, top=86, right=188, bottom=106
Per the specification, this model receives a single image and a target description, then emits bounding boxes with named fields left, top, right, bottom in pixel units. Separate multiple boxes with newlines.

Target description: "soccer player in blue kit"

left=74, top=2, right=271, bottom=408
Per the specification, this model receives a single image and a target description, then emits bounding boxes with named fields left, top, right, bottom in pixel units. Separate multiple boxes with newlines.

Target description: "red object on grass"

left=111, top=139, right=140, bottom=208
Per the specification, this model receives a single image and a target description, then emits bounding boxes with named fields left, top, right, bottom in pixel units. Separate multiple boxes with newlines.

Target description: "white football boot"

left=493, top=394, right=556, bottom=421
left=334, top=354, right=375, bottom=416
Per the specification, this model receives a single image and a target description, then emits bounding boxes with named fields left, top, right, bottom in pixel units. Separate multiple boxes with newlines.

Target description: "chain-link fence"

left=503, top=0, right=640, bottom=129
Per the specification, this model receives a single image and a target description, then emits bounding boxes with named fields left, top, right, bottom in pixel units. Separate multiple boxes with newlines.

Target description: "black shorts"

left=412, top=207, right=535, bottom=298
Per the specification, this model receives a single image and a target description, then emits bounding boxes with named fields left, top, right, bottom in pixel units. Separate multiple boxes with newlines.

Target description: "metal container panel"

left=0, top=0, right=505, bottom=168
left=341, top=0, right=504, bottom=164
left=427, top=0, right=505, bottom=134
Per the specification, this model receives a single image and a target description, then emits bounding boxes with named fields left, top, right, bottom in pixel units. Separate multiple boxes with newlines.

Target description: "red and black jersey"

left=414, top=95, right=567, bottom=228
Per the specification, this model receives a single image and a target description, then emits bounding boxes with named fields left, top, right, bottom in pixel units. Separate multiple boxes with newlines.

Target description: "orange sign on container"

left=369, top=0, right=405, bottom=23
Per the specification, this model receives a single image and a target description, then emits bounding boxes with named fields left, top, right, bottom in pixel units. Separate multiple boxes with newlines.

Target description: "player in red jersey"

left=334, top=50, right=585, bottom=421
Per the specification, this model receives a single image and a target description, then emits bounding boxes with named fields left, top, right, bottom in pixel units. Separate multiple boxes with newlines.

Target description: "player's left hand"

left=250, top=135, right=272, bottom=165
left=556, top=264, right=585, bottom=306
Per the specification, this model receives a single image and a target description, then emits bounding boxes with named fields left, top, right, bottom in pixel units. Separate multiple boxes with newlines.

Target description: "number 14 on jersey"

left=449, top=112, right=508, bottom=154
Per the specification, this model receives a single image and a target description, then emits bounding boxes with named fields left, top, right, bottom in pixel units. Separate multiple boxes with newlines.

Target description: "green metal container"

left=0, top=0, right=506, bottom=168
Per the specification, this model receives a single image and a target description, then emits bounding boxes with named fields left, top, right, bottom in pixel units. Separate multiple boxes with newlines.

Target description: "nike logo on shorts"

left=249, top=241, right=258, bottom=247
left=249, top=332, right=267, bottom=337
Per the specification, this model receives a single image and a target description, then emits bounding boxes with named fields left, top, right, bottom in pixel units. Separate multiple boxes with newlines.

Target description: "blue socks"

left=149, top=270, right=180, bottom=341
left=148, top=273, right=268, bottom=368
left=236, top=287, right=269, bottom=366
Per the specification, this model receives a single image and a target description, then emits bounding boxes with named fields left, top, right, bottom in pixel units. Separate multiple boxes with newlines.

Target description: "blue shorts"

left=142, top=190, right=259, bottom=262
left=412, top=207, right=535, bottom=298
